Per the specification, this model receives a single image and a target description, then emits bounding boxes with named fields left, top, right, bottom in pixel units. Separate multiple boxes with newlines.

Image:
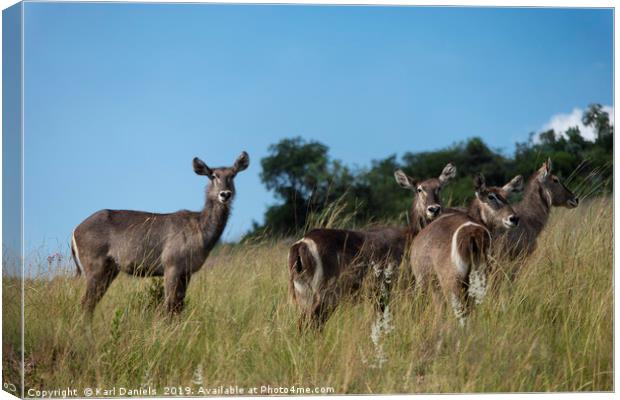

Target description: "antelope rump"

left=408, top=174, right=522, bottom=324
left=288, top=163, right=457, bottom=329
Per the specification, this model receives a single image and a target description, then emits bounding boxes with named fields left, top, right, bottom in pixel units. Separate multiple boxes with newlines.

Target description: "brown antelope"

left=71, top=152, right=249, bottom=316
left=409, top=173, right=521, bottom=325
left=498, top=158, right=579, bottom=258
left=288, top=163, right=457, bottom=329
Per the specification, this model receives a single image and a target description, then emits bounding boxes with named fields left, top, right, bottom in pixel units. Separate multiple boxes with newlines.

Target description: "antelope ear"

left=233, top=151, right=250, bottom=173
left=539, top=157, right=552, bottom=179
left=394, top=169, right=416, bottom=190
left=193, top=157, right=214, bottom=178
left=438, top=163, right=457, bottom=185
left=545, top=157, right=553, bottom=173
left=473, top=173, right=486, bottom=193
left=502, top=175, right=524, bottom=195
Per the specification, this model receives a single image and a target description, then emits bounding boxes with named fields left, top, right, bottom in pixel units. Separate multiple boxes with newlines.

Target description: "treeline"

left=247, top=104, right=613, bottom=238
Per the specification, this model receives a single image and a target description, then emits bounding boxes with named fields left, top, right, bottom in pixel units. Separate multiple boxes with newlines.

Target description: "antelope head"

left=394, top=163, right=457, bottom=222
left=472, top=173, right=519, bottom=230
left=193, top=151, right=250, bottom=205
left=536, top=158, right=579, bottom=209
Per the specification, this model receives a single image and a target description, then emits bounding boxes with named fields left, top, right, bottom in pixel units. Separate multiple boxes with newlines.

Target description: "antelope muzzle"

left=567, top=197, right=579, bottom=209
left=218, top=190, right=233, bottom=203
left=503, top=214, right=520, bottom=229
left=426, top=205, right=442, bottom=219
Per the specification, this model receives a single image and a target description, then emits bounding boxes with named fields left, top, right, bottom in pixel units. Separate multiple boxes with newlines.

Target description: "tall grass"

left=2, top=198, right=612, bottom=395
left=303, top=191, right=359, bottom=233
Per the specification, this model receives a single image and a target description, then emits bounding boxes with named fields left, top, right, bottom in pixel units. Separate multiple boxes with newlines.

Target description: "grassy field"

left=2, top=197, right=613, bottom=395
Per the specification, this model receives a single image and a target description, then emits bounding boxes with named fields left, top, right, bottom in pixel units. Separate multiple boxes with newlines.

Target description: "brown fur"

left=289, top=227, right=407, bottom=330
left=457, top=223, right=491, bottom=268
left=289, top=163, right=457, bottom=330
left=498, top=158, right=578, bottom=258
left=71, top=152, right=249, bottom=316
left=287, top=239, right=317, bottom=305
left=409, top=173, right=519, bottom=324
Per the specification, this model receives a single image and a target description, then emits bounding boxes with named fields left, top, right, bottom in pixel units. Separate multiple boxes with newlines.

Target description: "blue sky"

left=18, top=3, right=613, bottom=253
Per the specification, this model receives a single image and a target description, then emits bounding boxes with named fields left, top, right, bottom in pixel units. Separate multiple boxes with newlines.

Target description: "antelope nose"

left=509, top=215, right=519, bottom=226
left=567, top=197, right=579, bottom=208
left=295, top=261, right=303, bottom=274
left=427, top=205, right=441, bottom=216
left=219, top=191, right=232, bottom=201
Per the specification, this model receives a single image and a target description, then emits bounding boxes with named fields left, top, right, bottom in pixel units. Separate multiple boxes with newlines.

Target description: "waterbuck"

left=408, top=173, right=520, bottom=325
left=71, top=151, right=249, bottom=315
left=498, top=158, right=579, bottom=259
left=288, top=163, right=457, bottom=329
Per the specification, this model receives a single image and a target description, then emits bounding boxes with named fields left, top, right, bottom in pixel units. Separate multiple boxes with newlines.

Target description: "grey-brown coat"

left=288, top=163, right=457, bottom=329
left=409, top=174, right=520, bottom=324
left=498, top=158, right=578, bottom=259
left=71, top=152, right=249, bottom=316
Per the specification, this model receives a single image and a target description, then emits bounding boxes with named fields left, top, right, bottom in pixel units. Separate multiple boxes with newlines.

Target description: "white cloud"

left=539, top=105, right=614, bottom=142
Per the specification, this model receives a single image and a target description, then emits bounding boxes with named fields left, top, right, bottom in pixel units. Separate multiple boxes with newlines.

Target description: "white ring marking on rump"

left=300, top=237, right=324, bottom=292
left=450, top=221, right=488, bottom=275
left=72, top=230, right=85, bottom=274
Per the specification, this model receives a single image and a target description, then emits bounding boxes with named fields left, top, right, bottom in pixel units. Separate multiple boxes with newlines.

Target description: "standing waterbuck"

left=71, top=151, right=249, bottom=315
left=288, top=163, right=457, bottom=329
left=497, top=158, right=579, bottom=259
left=409, top=173, right=520, bottom=324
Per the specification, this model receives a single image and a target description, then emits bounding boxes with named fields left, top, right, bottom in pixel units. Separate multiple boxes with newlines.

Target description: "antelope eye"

left=487, top=193, right=497, bottom=201
left=552, top=177, right=559, bottom=183
left=417, top=187, right=422, bottom=193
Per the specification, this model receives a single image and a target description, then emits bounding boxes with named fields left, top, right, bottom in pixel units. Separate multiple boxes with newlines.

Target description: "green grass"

left=3, top=198, right=612, bottom=395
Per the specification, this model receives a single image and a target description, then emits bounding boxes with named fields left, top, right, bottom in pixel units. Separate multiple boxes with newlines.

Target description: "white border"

left=0, top=1, right=615, bottom=400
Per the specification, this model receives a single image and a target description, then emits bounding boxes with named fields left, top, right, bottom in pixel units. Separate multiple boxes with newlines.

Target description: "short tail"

left=457, top=224, right=491, bottom=271
left=287, top=240, right=315, bottom=301
left=456, top=224, right=492, bottom=305
left=71, top=231, right=82, bottom=278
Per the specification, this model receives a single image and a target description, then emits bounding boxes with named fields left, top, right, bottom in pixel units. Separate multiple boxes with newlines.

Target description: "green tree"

left=352, top=155, right=406, bottom=222
left=512, top=105, right=612, bottom=194
left=248, top=105, right=613, bottom=240
left=260, top=137, right=330, bottom=201
left=254, top=137, right=354, bottom=236
left=583, top=103, right=613, bottom=149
